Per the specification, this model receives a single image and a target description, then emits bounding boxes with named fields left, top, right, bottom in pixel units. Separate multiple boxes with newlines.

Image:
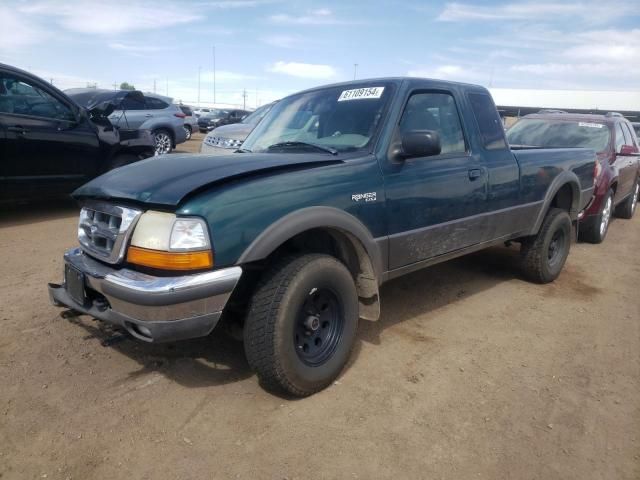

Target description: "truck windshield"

left=240, top=83, right=393, bottom=153
left=507, top=118, right=611, bottom=153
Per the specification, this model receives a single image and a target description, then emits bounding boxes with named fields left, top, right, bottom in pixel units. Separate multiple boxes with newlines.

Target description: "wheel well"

left=550, top=183, right=574, bottom=212
left=610, top=181, right=618, bottom=195
left=153, top=127, right=175, bottom=147
left=232, top=228, right=381, bottom=322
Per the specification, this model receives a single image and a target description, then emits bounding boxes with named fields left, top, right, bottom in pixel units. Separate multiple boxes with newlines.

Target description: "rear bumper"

left=48, top=248, right=242, bottom=343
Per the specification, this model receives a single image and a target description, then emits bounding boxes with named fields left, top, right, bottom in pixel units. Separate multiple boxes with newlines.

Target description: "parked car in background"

left=0, top=63, right=154, bottom=203
left=178, top=104, right=198, bottom=140
left=193, top=107, right=211, bottom=118
left=50, top=77, right=596, bottom=396
left=632, top=122, right=640, bottom=138
left=197, top=108, right=250, bottom=133
left=67, top=89, right=187, bottom=155
left=201, top=101, right=276, bottom=154
left=507, top=112, right=640, bottom=243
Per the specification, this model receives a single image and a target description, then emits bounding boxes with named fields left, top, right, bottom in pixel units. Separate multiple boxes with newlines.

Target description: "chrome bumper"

left=48, top=248, right=242, bottom=343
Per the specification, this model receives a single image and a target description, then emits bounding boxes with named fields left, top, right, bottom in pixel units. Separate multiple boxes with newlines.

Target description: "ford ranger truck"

left=48, top=78, right=596, bottom=397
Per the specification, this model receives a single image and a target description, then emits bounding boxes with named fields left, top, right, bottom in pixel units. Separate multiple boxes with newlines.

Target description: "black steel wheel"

left=244, top=254, right=359, bottom=397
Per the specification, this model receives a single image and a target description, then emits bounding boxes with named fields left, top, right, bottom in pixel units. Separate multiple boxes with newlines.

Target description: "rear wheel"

left=244, top=254, right=359, bottom=397
left=614, top=180, right=639, bottom=219
left=520, top=208, right=572, bottom=284
left=153, top=129, right=173, bottom=155
left=578, top=189, right=613, bottom=244
left=183, top=125, right=192, bottom=140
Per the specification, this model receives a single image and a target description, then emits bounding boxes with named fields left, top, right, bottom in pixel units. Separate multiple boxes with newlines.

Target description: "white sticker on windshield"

left=338, top=87, right=385, bottom=102
left=579, top=122, right=604, bottom=129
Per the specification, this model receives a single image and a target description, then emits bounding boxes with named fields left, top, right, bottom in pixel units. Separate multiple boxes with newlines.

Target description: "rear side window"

left=622, top=122, right=636, bottom=147
left=399, top=92, right=466, bottom=154
left=145, top=97, right=169, bottom=110
left=180, top=105, right=192, bottom=116
left=615, top=123, right=625, bottom=153
left=120, top=96, right=145, bottom=111
left=468, top=93, right=507, bottom=150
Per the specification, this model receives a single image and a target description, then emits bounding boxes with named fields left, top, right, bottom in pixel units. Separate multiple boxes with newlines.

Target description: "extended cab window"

left=468, top=92, right=507, bottom=150
left=0, top=75, right=74, bottom=121
left=399, top=92, right=466, bottom=154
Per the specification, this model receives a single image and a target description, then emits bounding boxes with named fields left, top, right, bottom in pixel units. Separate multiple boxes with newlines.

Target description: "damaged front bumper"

left=48, top=248, right=242, bottom=343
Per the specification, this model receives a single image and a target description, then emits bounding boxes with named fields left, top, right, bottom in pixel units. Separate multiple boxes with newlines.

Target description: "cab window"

left=468, top=92, right=507, bottom=150
left=0, top=75, right=74, bottom=121
left=399, top=92, right=466, bottom=154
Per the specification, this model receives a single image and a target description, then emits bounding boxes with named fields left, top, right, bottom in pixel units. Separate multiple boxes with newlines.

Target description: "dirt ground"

left=1, top=135, right=639, bottom=479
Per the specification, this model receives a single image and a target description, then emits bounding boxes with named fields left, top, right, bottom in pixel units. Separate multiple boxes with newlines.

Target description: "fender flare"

left=237, top=206, right=384, bottom=281
left=529, top=171, right=581, bottom=235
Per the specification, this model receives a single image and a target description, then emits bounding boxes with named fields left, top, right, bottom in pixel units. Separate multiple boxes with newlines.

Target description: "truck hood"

left=73, top=152, right=342, bottom=207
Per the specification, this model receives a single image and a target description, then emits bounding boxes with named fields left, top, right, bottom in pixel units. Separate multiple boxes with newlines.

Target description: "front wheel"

left=244, top=254, right=359, bottom=397
left=614, top=180, right=639, bottom=219
left=520, top=208, right=572, bottom=284
left=153, top=129, right=173, bottom=155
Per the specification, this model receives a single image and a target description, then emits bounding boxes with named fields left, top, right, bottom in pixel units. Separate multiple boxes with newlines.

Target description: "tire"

left=104, top=153, right=137, bottom=172
left=183, top=125, right=192, bottom=141
left=614, top=180, right=639, bottom=219
left=244, top=254, right=359, bottom=397
left=520, top=208, right=572, bottom=284
left=153, top=129, right=173, bottom=155
left=578, top=189, right=613, bottom=244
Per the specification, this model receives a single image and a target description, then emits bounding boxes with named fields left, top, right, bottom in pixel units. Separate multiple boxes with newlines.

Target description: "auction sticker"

left=578, top=122, right=604, bottom=128
left=338, top=87, right=385, bottom=102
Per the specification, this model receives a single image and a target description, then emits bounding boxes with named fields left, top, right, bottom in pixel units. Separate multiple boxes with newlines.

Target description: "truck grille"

left=78, top=203, right=142, bottom=264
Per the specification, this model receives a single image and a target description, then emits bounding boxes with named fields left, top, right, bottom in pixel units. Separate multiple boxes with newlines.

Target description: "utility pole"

left=112, top=82, right=117, bottom=91
left=353, top=63, right=358, bottom=80
left=153, top=79, right=156, bottom=93
left=213, top=45, right=217, bottom=105
left=198, top=66, right=202, bottom=106
left=166, top=77, right=168, bottom=96
left=242, top=88, right=248, bottom=110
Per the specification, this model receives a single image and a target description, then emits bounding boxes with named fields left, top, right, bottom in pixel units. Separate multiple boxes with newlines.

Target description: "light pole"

left=353, top=63, right=358, bottom=80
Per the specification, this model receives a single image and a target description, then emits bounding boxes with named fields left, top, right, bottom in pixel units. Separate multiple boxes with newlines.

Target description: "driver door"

left=0, top=72, right=100, bottom=198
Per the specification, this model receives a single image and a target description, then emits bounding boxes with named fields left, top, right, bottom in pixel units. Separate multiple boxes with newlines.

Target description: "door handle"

left=468, top=168, right=483, bottom=180
left=7, top=126, right=28, bottom=134
left=144, top=113, right=153, bottom=117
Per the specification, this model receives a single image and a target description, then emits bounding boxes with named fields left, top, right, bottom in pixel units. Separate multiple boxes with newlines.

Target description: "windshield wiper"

left=266, top=141, right=338, bottom=155
left=236, top=148, right=252, bottom=153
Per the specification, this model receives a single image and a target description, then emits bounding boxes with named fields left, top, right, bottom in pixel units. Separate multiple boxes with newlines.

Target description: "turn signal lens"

left=127, top=246, right=213, bottom=271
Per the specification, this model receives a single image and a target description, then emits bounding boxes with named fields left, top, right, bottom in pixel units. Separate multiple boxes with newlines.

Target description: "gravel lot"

left=1, top=134, right=639, bottom=479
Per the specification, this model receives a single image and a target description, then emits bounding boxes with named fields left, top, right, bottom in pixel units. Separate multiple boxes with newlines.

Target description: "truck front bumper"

left=48, top=248, right=242, bottom=343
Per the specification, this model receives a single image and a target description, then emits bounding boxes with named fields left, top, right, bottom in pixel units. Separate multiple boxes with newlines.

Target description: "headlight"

left=127, top=211, right=213, bottom=270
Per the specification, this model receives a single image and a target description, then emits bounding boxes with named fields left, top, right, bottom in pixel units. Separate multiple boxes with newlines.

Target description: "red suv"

left=507, top=113, right=640, bottom=243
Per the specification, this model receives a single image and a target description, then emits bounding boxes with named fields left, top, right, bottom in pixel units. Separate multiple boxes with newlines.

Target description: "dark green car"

left=49, top=78, right=596, bottom=396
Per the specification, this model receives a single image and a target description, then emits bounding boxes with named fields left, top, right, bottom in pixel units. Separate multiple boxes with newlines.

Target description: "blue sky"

left=1, top=0, right=639, bottom=108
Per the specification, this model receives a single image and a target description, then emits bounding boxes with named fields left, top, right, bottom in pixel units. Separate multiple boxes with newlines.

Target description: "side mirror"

left=619, top=145, right=638, bottom=156
left=401, top=130, right=441, bottom=159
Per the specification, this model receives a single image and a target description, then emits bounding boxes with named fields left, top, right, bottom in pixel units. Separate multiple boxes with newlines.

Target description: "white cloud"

left=108, top=43, right=167, bottom=55
left=20, top=0, right=202, bottom=35
left=0, top=7, right=47, bottom=51
left=269, top=8, right=356, bottom=25
left=268, top=61, right=337, bottom=79
left=198, top=70, right=259, bottom=83
left=407, top=65, right=486, bottom=83
left=261, top=34, right=301, bottom=49
left=437, top=1, right=635, bottom=23
left=201, top=0, right=277, bottom=7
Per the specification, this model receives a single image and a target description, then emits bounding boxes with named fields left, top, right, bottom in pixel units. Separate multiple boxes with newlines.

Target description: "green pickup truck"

left=49, top=78, right=596, bottom=396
